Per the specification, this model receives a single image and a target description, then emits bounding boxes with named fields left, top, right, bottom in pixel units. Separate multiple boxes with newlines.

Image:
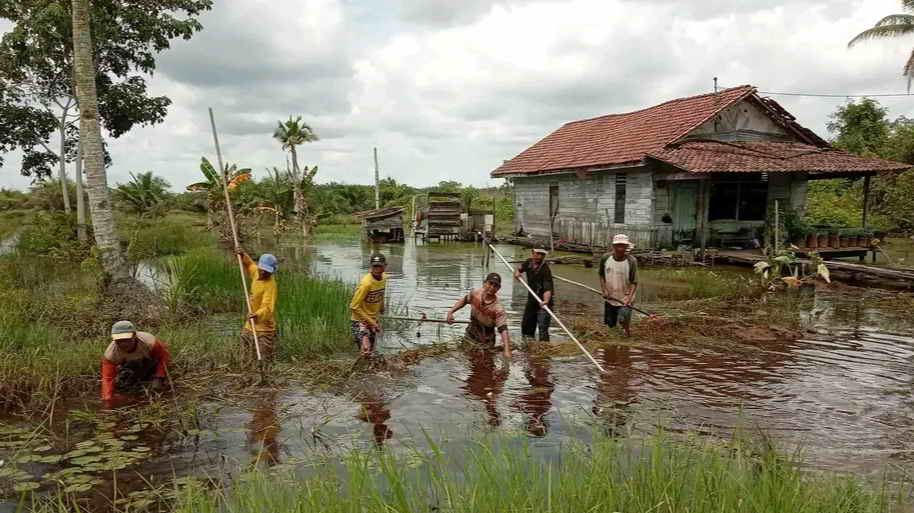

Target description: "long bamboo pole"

left=382, top=315, right=471, bottom=325
left=553, top=274, right=658, bottom=318
left=209, top=107, right=262, bottom=361
left=488, top=244, right=605, bottom=373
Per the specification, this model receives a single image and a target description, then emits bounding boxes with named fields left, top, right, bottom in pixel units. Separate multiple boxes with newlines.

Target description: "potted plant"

left=839, top=230, right=849, bottom=248
left=790, top=222, right=809, bottom=248
left=817, top=229, right=829, bottom=248
left=805, top=228, right=818, bottom=249
left=828, top=229, right=840, bottom=249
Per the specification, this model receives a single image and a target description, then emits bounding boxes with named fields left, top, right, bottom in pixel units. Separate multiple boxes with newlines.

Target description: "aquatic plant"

left=164, top=429, right=900, bottom=513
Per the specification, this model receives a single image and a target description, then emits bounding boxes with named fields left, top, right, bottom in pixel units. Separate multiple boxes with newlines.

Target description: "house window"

left=614, top=173, right=626, bottom=224
left=708, top=181, right=768, bottom=221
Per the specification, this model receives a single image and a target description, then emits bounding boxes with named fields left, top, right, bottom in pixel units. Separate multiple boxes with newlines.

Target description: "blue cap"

left=257, top=253, right=278, bottom=273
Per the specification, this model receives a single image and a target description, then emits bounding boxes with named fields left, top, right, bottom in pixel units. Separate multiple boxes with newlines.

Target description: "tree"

left=273, top=116, right=319, bottom=238
left=0, top=0, right=211, bottom=234
left=72, top=0, right=127, bottom=283
left=186, top=157, right=251, bottom=229
left=827, top=98, right=889, bottom=156
left=848, top=0, right=914, bottom=90
left=115, top=171, right=171, bottom=216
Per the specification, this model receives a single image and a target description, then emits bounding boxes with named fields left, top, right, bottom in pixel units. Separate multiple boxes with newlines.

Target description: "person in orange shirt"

left=236, top=248, right=278, bottom=362
left=101, top=321, right=171, bottom=407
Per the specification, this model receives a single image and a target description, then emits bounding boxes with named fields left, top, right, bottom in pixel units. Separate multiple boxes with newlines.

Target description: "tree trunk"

left=75, top=139, right=88, bottom=241
left=58, top=118, right=71, bottom=213
left=289, top=146, right=308, bottom=239
left=72, top=0, right=129, bottom=283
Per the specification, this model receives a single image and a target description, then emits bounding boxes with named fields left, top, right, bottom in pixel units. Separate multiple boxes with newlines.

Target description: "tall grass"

left=648, top=268, right=759, bottom=300
left=167, top=430, right=899, bottom=513
left=123, top=212, right=215, bottom=261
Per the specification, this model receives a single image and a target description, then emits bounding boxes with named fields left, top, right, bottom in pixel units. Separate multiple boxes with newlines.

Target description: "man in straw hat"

left=101, top=321, right=172, bottom=406
left=237, top=247, right=279, bottom=362
left=514, top=246, right=554, bottom=341
left=599, top=234, right=638, bottom=337
left=447, top=272, right=512, bottom=360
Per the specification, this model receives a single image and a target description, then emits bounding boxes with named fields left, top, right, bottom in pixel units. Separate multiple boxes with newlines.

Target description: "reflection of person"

left=517, top=354, right=555, bottom=436
left=514, top=247, right=554, bottom=342
left=101, top=321, right=171, bottom=407
left=237, top=248, right=278, bottom=361
left=462, top=348, right=509, bottom=427
left=594, top=344, right=637, bottom=434
left=599, top=234, right=638, bottom=337
left=354, top=388, right=394, bottom=447
left=350, top=253, right=387, bottom=355
left=447, top=272, right=512, bottom=360
left=247, top=391, right=281, bottom=465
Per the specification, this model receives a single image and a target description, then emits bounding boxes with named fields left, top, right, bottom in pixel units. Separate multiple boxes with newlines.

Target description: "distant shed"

left=420, top=192, right=464, bottom=241
left=355, top=207, right=405, bottom=243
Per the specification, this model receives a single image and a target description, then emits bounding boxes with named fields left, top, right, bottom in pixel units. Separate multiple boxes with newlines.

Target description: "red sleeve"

left=149, top=339, right=172, bottom=378
left=101, top=358, right=117, bottom=400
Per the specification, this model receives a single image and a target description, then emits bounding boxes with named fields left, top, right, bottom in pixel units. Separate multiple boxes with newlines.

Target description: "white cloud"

left=3, top=0, right=914, bottom=192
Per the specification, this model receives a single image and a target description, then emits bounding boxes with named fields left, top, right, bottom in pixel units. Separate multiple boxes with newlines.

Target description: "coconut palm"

left=273, top=116, right=318, bottom=237
left=116, top=172, right=171, bottom=216
left=849, top=0, right=914, bottom=90
left=186, top=156, right=251, bottom=228
left=71, top=0, right=129, bottom=282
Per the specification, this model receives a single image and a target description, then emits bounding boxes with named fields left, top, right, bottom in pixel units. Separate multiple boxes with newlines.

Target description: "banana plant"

left=186, top=156, right=251, bottom=227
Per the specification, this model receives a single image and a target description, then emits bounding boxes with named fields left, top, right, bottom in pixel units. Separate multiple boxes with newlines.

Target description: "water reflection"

left=352, top=383, right=394, bottom=448
left=461, top=347, right=510, bottom=427
left=594, top=345, right=638, bottom=434
left=515, top=352, right=555, bottom=437
left=247, top=391, right=281, bottom=465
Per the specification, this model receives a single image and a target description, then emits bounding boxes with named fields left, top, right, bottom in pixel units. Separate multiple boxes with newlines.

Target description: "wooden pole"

left=382, top=315, right=471, bottom=325
left=553, top=274, right=658, bottom=318
left=209, top=108, right=262, bottom=361
left=774, top=199, right=780, bottom=253
left=489, top=244, right=605, bottom=373
left=373, top=147, right=380, bottom=210
left=862, top=174, right=872, bottom=229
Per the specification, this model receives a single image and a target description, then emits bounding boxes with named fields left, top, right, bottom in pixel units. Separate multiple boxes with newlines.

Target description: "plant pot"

left=874, top=231, right=887, bottom=242
left=805, top=233, right=818, bottom=249
left=828, top=233, right=839, bottom=248
left=854, top=236, right=863, bottom=247
left=817, top=233, right=828, bottom=248
left=791, top=236, right=806, bottom=248
left=839, top=235, right=848, bottom=248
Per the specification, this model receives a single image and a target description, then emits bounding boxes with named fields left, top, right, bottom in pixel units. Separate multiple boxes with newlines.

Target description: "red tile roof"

left=648, top=140, right=910, bottom=174
left=491, top=85, right=757, bottom=177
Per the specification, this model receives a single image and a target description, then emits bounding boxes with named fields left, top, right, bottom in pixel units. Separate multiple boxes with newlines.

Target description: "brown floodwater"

left=2, top=236, right=914, bottom=509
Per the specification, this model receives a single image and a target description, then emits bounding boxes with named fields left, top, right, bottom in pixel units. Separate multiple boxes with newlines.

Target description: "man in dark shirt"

left=514, top=247, right=554, bottom=341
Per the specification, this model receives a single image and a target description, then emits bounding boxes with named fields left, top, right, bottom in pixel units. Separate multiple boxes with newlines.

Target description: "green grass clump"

left=312, top=223, right=361, bottom=239
left=124, top=213, right=215, bottom=261
left=277, top=272, right=353, bottom=358
left=165, top=430, right=899, bottom=513
left=648, top=268, right=758, bottom=300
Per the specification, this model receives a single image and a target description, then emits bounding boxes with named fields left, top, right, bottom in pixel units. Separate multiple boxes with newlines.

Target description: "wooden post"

left=862, top=174, right=871, bottom=229
left=373, top=147, right=380, bottom=210
left=697, top=179, right=707, bottom=257
left=774, top=199, right=780, bottom=253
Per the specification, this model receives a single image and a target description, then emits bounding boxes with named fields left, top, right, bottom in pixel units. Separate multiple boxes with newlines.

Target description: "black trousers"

left=521, top=297, right=552, bottom=341
left=115, top=358, right=159, bottom=391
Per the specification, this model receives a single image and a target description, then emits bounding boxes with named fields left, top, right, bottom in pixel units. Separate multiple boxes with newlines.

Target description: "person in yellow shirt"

left=236, top=248, right=278, bottom=362
left=350, top=253, right=387, bottom=355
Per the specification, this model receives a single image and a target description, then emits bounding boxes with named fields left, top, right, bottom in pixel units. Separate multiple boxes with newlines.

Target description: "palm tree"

left=273, top=116, right=318, bottom=237
left=116, top=172, right=171, bottom=216
left=849, top=0, right=914, bottom=90
left=186, top=157, right=251, bottom=229
left=71, top=0, right=129, bottom=283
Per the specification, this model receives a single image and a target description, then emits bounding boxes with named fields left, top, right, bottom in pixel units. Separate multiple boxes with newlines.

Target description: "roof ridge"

left=565, top=85, right=755, bottom=125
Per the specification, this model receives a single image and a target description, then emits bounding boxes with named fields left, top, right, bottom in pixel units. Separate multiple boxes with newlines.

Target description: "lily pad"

left=63, top=483, right=93, bottom=493
left=38, top=454, right=64, bottom=464
left=119, top=435, right=139, bottom=441
left=131, top=447, right=151, bottom=453
left=71, top=455, right=103, bottom=466
left=32, top=445, right=53, bottom=453
left=13, top=481, right=40, bottom=492
left=75, top=441, right=97, bottom=449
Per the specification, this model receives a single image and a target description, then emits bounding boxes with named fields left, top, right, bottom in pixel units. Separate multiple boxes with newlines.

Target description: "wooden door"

left=670, top=181, right=699, bottom=244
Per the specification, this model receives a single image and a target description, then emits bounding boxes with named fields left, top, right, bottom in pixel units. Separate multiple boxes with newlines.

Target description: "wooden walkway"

left=718, top=249, right=914, bottom=287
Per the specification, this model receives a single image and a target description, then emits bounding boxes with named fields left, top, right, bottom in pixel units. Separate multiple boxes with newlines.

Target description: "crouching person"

left=446, top=272, right=512, bottom=360
left=101, top=321, right=172, bottom=407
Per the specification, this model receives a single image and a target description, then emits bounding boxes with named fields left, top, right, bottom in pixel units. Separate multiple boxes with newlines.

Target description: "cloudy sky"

left=2, top=0, right=914, bottom=191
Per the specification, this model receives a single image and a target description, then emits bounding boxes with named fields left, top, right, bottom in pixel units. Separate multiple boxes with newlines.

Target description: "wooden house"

left=418, top=192, right=464, bottom=241
left=491, top=85, right=909, bottom=250
left=355, top=207, right=405, bottom=243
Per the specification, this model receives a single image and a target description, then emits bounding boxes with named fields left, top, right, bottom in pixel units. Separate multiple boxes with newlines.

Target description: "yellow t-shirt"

left=350, top=272, right=387, bottom=324
left=242, top=255, right=277, bottom=333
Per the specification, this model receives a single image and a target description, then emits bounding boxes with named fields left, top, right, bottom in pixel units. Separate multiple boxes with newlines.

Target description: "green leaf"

left=13, top=481, right=40, bottom=492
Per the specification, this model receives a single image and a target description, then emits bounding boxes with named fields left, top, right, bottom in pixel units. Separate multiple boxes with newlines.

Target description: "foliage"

left=0, top=0, right=212, bottom=178
left=0, top=187, right=28, bottom=211
left=828, top=98, right=889, bottom=156
left=169, top=430, right=898, bottom=513
left=186, top=157, right=251, bottom=224
left=16, top=211, right=90, bottom=261
left=754, top=248, right=830, bottom=289
left=848, top=0, right=914, bottom=90
left=115, top=171, right=172, bottom=216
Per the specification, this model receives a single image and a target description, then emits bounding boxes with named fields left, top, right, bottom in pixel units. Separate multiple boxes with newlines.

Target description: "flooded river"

left=2, top=234, right=914, bottom=508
